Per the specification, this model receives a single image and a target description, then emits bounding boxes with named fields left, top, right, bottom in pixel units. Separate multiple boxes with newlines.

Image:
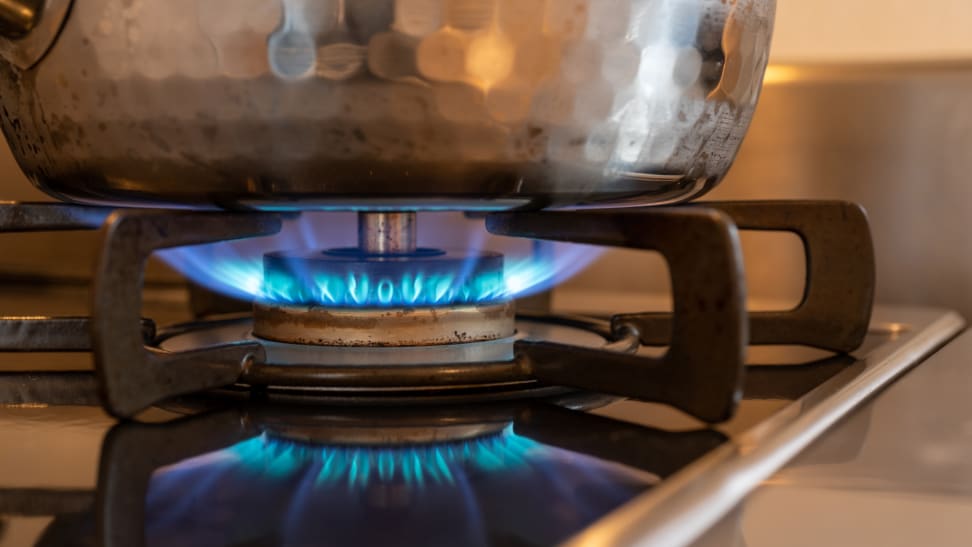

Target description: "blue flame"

left=230, top=426, right=539, bottom=489
left=158, top=212, right=602, bottom=306
left=262, top=265, right=506, bottom=308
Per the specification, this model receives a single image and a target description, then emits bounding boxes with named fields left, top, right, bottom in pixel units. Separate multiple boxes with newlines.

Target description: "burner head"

left=254, top=247, right=514, bottom=346
left=253, top=301, right=515, bottom=347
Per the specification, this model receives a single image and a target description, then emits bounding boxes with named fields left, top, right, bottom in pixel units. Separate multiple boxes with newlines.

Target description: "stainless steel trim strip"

left=565, top=307, right=966, bottom=547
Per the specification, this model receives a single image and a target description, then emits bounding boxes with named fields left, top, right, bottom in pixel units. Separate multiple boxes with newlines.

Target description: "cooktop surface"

left=0, top=285, right=962, bottom=547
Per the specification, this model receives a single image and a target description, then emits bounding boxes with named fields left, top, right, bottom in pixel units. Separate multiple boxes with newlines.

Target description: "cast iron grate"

left=0, top=201, right=874, bottom=423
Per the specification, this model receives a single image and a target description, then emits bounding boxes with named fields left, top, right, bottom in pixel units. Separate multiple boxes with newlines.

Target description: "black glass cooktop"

left=1, top=395, right=738, bottom=547
left=0, top=285, right=898, bottom=547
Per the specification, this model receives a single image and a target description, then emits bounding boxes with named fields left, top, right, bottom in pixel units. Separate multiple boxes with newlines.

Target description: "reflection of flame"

left=146, top=425, right=650, bottom=547
left=158, top=213, right=602, bottom=306
left=231, top=427, right=538, bottom=488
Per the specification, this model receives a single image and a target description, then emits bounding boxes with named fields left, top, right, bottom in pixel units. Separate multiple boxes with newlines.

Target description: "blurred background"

left=566, top=0, right=972, bottom=318
left=771, top=0, right=972, bottom=61
left=0, top=0, right=970, bottom=318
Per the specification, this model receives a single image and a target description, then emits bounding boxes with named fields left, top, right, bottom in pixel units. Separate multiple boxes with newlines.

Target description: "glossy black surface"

left=0, top=387, right=732, bottom=547
left=0, top=338, right=867, bottom=547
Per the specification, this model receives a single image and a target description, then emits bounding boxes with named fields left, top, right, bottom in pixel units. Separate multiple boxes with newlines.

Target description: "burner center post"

left=358, top=212, right=417, bottom=255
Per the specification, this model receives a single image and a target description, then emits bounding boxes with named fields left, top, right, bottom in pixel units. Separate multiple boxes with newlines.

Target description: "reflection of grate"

left=0, top=487, right=93, bottom=516
left=0, top=201, right=874, bottom=423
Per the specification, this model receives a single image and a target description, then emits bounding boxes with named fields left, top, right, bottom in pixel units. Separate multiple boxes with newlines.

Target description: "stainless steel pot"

left=0, top=0, right=774, bottom=210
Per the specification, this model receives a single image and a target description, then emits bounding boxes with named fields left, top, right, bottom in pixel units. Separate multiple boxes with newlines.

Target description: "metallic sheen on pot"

left=0, top=0, right=775, bottom=210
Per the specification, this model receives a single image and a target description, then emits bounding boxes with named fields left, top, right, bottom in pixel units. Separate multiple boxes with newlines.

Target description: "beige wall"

left=772, top=0, right=972, bottom=62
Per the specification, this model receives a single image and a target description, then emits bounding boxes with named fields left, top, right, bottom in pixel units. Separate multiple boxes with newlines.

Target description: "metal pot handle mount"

left=0, top=0, right=71, bottom=68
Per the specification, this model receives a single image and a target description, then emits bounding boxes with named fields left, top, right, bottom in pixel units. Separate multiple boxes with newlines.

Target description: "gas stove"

left=0, top=200, right=964, bottom=547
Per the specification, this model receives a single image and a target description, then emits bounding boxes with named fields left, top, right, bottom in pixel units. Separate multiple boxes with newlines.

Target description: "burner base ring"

left=252, top=301, right=516, bottom=347
left=156, top=315, right=633, bottom=401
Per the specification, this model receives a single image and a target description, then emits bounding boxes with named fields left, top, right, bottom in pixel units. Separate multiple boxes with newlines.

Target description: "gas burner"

left=254, top=212, right=515, bottom=346
left=0, top=200, right=875, bottom=424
